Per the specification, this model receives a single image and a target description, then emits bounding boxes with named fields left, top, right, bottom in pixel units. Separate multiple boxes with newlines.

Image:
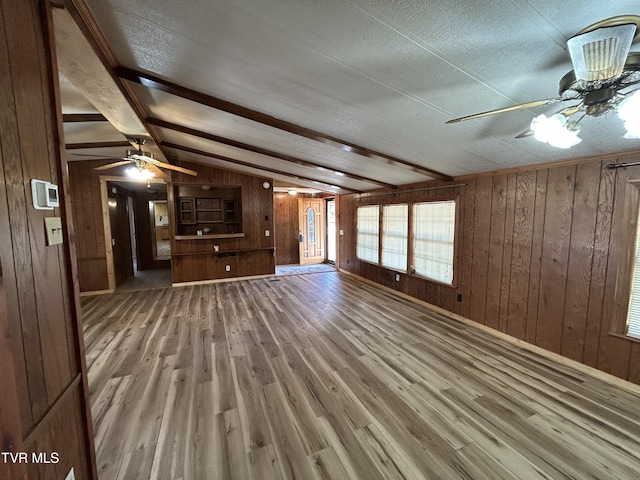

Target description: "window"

left=356, top=205, right=379, bottom=263
left=626, top=205, right=640, bottom=339
left=412, top=201, right=456, bottom=284
left=381, top=204, right=408, bottom=270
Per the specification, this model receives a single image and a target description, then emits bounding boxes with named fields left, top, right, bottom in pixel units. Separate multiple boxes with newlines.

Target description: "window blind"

left=356, top=205, right=379, bottom=263
left=381, top=204, right=408, bottom=270
left=412, top=201, right=455, bottom=284
left=626, top=207, right=640, bottom=339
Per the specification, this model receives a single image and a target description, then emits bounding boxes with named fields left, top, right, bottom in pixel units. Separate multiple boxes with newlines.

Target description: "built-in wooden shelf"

left=172, top=246, right=275, bottom=257
left=174, top=233, right=245, bottom=241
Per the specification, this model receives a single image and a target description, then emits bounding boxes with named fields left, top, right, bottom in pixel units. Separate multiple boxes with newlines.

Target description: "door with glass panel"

left=299, top=197, right=324, bottom=265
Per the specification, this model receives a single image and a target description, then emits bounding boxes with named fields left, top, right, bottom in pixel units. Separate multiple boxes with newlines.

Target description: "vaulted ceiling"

left=55, top=1, right=640, bottom=193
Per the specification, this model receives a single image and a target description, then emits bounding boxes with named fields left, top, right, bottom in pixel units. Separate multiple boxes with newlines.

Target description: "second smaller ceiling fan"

left=93, top=139, right=197, bottom=178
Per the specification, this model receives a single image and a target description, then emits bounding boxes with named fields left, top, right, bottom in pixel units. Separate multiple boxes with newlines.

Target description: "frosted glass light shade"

left=567, top=24, right=636, bottom=81
left=530, top=114, right=581, bottom=149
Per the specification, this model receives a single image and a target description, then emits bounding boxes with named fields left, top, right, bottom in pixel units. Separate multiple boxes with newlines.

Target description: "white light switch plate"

left=265, top=230, right=270, bottom=236
left=44, top=217, right=63, bottom=245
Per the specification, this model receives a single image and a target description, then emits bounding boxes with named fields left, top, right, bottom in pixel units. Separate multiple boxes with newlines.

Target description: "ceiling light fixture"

left=125, top=163, right=155, bottom=181
left=447, top=16, right=640, bottom=149
left=288, top=189, right=297, bottom=196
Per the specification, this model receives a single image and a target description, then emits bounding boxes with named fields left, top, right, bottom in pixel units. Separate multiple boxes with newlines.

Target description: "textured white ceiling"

left=60, top=0, right=640, bottom=191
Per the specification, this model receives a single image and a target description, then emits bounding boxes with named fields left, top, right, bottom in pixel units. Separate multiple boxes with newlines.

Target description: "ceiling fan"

left=446, top=16, right=640, bottom=148
left=93, top=139, right=198, bottom=178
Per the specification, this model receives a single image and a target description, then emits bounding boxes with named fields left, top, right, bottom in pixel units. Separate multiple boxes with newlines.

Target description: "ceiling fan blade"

left=94, top=159, right=134, bottom=170
left=515, top=129, right=534, bottom=139
left=70, top=152, right=121, bottom=158
left=445, top=98, right=562, bottom=124
left=147, top=164, right=169, bottom=181
left=144, top=158, right=198, bottom=176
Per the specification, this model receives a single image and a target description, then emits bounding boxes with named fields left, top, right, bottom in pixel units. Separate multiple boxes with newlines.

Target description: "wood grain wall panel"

left=595, top=168, right=633, bottom=379
left=560, top=161, right=600, bottom=362
left=455, top=180, right=477, bottom=318
left=525, top=169, right=548, bottom=345
left=274, top=192, right=300, bottom=265
left=68, top=160, right=111, bottom=292
left=0, top=4, right=35, bottom=433
left=584, top=164, right=616, bottom=367
left=339, top=152, right=640, bottom=385
left=506, top=171, right=536, bottom=339
left=469, top=176, right=492, bottom=325
left=0, top=1, right=96, bottom=477
left=486, top=174, right=507, bottom=331
left=536, top=164, right=575, bottom=353
left=498, top=173, right=517, bottom=333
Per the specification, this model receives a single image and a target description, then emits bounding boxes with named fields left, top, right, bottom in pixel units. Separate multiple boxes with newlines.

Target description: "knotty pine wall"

left=0, top=0, right=96, bottom=478
left=339, top=152, right=640, bottom=385
left=170, top=162, right=275, bottom=283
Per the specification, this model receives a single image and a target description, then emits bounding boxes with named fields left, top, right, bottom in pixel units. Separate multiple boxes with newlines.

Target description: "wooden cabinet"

left=174, top=185, right=242, bottom=236
left=178, top=198, right=196, bottom=224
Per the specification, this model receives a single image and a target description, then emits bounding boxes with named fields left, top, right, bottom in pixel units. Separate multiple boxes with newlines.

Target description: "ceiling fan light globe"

left=623, top=120, right=640, bottom=138
left=618, top=90, right=640, bottom=123
left=125, top=166, right=155, bottom=180
left=530, top=114, right=566, bottom=143
left=548, top=129, right=582, bottom=149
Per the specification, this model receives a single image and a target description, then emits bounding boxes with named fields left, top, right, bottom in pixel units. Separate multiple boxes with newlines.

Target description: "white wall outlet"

left=225, top=265, right=231, bottom=272
left=65, top=467, right=75, bottom=480
left=265, top=229, right=270, bottom=237
left=395, top=274, right=400, bottom=281
left=339, top=229, right=344, bottom=236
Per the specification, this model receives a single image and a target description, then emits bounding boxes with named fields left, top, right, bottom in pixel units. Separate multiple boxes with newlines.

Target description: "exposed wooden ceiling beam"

left=65, top=140, right=131, bottom=149
left=62, top=113, right=108, bottom=122
left=147, top=117, right=396, bottom=189
left=116, top=67, right=452, bottom=181
left=162, top=142, right=360, bottom=194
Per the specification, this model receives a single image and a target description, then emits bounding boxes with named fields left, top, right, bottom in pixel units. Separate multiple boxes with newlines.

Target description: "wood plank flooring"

left=81, top=272, right=640, bottom=480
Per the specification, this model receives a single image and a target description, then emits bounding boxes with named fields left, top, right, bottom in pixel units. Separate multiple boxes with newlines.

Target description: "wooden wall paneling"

left=525, top=169, right=549, bottom=344
left=469, top=176, right=492, bottom=325
left=0, top=270, right=28, bottom=480
left=457, top=180, right=474, bottom=317
left=0, top=1, right=97, bottom=478
left=10, top=0, right=74, bottom=409
left=1, top=0, right=50, bottom=426
left=0, top=5, right=35, bottom=434
left=485, top=174, right=507, bottom=331
left=629, top=343, right=640, bottom=385
left=536, top=164, right=576, bottom=353
left=498, top=173, right=517, bottom=333
left=595, top=167, right=634, bottom=378
left=274, top=192, right=299, bottom=265
left=560, top=161, right=600, bottom=362
left=583, top=163, right=617, bottom=366
left=68, top=161, right=111, bottom=292
left=506, top=171, right=536, bottom=339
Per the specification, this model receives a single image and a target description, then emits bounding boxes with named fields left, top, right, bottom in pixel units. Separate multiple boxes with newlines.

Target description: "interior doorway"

left=102, top=178, right=172, bottom=291
left=326, top=197, right=336, bottom=264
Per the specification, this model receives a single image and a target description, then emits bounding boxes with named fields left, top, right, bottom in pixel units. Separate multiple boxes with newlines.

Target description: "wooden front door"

left=299, top=197, right=324, bottom=265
